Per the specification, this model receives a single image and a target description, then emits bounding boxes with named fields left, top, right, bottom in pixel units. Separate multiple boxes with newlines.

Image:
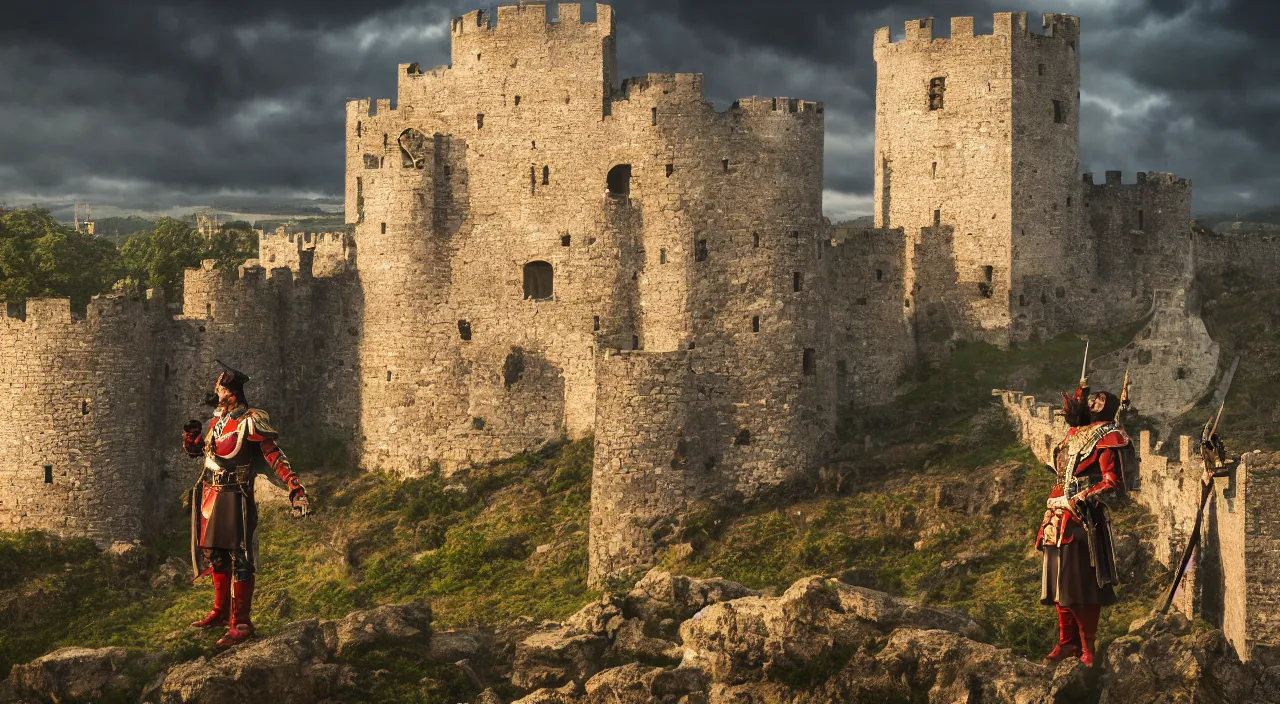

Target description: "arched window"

left=606, top=164, right=631, bottom=196
left=523, top=261, right=554, bottom=300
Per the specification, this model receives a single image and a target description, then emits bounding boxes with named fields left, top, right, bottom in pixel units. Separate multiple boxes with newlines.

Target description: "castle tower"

left=873, top=13, right=1081, bottom=347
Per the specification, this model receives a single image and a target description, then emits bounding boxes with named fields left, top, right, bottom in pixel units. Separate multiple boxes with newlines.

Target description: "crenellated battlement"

left=731, top=96, right=824, bottom=117
left=451, top=3, right=615, bottom=38
left=1083, top=171, right=1191, bottom=188
left=875, top=12, right=1079, bottom=48
left=0, top=292, right=164, bottom=329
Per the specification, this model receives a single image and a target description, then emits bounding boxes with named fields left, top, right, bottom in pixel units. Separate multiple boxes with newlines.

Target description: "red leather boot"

left=1044, top=605, right=1080, bottom=663
left=190, top=570, right=231, bottom=628
left=216, top=577, right=256, bottom=648
left=1073, top=604, right=1101, bottom=667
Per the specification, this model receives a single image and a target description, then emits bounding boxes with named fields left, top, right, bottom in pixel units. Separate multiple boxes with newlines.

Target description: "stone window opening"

left=458, top=320, right=472, bottom=341
left=660, top=248, right=667, bottom=264
left=791, top=230, right=799, bottom=239
left=379, top=156, right=385, bottom=168
left=356, top=121, right=362, bottom=137
left=514, top=95, right=521, bottom=106
left=753, top=233, right=760, bottom=248
left=530, top=166, right=537, bottom=194
left=593, top=315, right=600, bottom=331
left=933, top=209, right=941, bottom=227
left=476, top=113, right=485, bottom=129
left=1038, top=63, right=1046, bottom=76
left=651, top=107, right=657, bottom=126
left=695, top=240, right=708, bottom=262
left=979, top=283, right=993, bottom=298
left=876, top=268, right=883, bottom=281
left=1053, top=100, right=1065, bottom=124
left=928, top=77, right=945, bottom=110
left=205, top=303, right=212, bottom=317
left=471, top=417, right=486, bottom=430
left=383, top=133, right=388, bottom=147
left=793, top=272, right=802, bottom=292
left=734, top=428, right=751, bottom=446
left=561, top=234, right=571, bottom=247
left=363, top=154, right=379, bottom=169
left=1067, top=196, right=1072, bottom=207
left=803, top=348, right=816, bottom=376
left=164, top=363, right=170, bottom=380
left=81, top=400, right=89, bottom=415
left=932, top=161, right=937, bottom=178
left=523, top=261, right=554, bottom=300
left=632, top=335, right=640, bottom=350
left=44, top=465, right=53, bottom=484
left=606, top=164, right=631, bottom=196
left=856, top=297, right=867, bottom=305
left=905, top=298, right=911, bottom=308
left=542, top=166, right=550, bottom=185
left=503, top=348, right=525, bottom=388
left=386, top=370, right=392, bottom=382
left=984, top=265, right=993, bottom=282
left=722, top=158, right=729, bottom=173
left=1176, top=367, right=1188, bottom=380
left=399, top=128, right=429, bottom=168
left=1138, top=209, right=1144, bottom=230
left=666, top=163, right=673, bottom=178
left=752, top=316, right=760, bottom=332
left=688, top=341, right=696, bottom=350
left=1019, top=294, right=1028, bottom=307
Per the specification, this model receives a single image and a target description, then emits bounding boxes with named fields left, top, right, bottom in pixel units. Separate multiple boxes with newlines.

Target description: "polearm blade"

left=1209, top=400, right=1226, bottom=440
left=1080, top=339, right=1090, bottom=385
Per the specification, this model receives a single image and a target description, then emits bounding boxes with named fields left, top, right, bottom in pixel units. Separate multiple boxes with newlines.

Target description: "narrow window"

left=514, top=95, right=521, bottom=106
left=856, top=297, right=867, bottom=305
left=477, top=113, right=485, bottom=129
left=523, top=261, right=554, bottom=300
left=1138, top=209, right=1144, bottom=230
left=984, top=265, right=993, bottom=282
left=933, top=209, right=941, bottom=227
left=802, top=348, right=816, bottom=376
left=734, top=428, right=751, bottom=446
left=793, top=272, right=802, bottom=292
left=458, top=320, right=472, bottom=340
left=932, top=162, right=937, bottom=178
left=593, top=315, right=600, bottom=331
left=356, top=121, right=362, bottom=137
left=542, top=165, right=549, bottom=185
left=928, top=77, right=945, bottom=110
left=530, top=166, right=537, bottom=193
left=1053, top=100, right=1065, bottom=124
left=722, top=158, right=729, bottom=173
left=792, top=230, right=799, bottom=238
left=381, top=222, right=387, bottom=234
left=81, top=400, right=88, bottom=415
left=905, top=298, right=911, bottom=308
left=164, top=363, right=170, bottom=380
left=386, top=370, right=392, bottom=382
left=606, top=164, right=631, bottom=196
left=751, top=316, right=760, bottom=332
left=666, top=163, right=673, bottom=178
left=44, top=465, right=53, bottom=484
left=444, top=165, right=452, bottom=179
left=205, top=303, right=212, bottom=317
left=632, top=335, right=640, bottom=350
left=695, top=240, right=708, bottom=262
left=753, top=233, right=760, bottom=248
left=561, top=234, right=571, bottom=247
left=659, top=248, right=667, bottom=264
left=651, top=107, right=657, bottom=126
left=1067, top=196, right=1072, bottom=207
left=1038, top=63, right=1045, bottom=76
left=1019, top=294, right=1027, bottom=307
left=383, top=133, right=388, bottom=147
left=875, top=269, right=883, bottom=281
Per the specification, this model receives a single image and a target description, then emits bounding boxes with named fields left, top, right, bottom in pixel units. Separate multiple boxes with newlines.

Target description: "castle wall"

left=1193, top=229, right=1280, bottom=281
left=0, top=295, right=166, bottom=545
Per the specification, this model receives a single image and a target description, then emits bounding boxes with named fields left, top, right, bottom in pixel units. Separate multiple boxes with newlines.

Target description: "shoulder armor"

left=243, top=408, right=279, bottom=440
left=1097, top=429, right=1131, bottom=449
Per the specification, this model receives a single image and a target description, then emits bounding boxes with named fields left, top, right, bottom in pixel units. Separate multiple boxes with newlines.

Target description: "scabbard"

left=190, top=481, right=202, bottom=581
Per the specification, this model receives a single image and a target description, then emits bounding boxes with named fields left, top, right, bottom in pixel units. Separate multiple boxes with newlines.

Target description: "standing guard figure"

left=1036, top=381, right=1130, bottom=667
left=182, top=361, right=312, bottom=648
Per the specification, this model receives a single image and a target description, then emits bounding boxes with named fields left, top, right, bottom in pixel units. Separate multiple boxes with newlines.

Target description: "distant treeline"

left=0, top=207, right=256, bottom=307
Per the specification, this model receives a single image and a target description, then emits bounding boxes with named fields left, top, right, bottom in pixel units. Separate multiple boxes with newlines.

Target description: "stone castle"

left=1, top=7, right=1277, bottom=589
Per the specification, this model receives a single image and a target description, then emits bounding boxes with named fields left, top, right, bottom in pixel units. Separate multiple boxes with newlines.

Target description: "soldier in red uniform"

left=182, top=361, right=311, bottom=648
left=1037, top=382, right=1130, bottom=667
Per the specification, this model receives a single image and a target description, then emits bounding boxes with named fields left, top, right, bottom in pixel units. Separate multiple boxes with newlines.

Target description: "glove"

left=289, top=488, right=312, bottom=518
left=1046, top=495, right=1072, bottom=510
left=183, top=419, right=202, bottom=442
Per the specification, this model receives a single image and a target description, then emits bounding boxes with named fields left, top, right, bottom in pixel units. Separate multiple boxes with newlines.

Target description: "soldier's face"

left=1088, top=393, right=1106, bottom=413
left=214, top=383, right=234, bottom=405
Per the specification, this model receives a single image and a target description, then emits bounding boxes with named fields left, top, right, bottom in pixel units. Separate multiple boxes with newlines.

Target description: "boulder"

left=565, top=596, right=627, bottom=640
left=151, top=557, right=189, bottom=590
left=610, top=618, right=682, bottom=664
left=626, top=570, right=759, bottom=624
left=827, top=579, right=984, bottom=640
left=583, top=663, right=708, bottom=704
left=329, top=599, right=432, bottom=657
left=875, top=628, right=1062, bottom=703
left=5, top=646, right=136, bottom=704
left=1100, top=628, right=1263, bottom=704
left=511, top=625, right=610, bottom=691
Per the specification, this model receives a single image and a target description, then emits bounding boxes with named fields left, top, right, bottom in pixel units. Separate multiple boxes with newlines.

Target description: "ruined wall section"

left=1009, top=14, right=1083, bottom=341
left=588, top=350, right=705, bottom=587
left=1193, top=230, right=1280, bottom=282
left=0, top=295, right=166, bottom=545
left=1083, top=171, right=1193, bottom=326
left=828, top=226, right=914, bottom=405
left=873, top=15, right=1020, bottom=350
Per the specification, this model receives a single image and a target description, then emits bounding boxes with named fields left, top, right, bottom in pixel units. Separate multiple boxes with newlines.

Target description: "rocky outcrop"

left=9, top=570, right=1280, bottom=704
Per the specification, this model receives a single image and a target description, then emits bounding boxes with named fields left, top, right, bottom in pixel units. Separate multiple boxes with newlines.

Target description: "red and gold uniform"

left=182, top=361, right=310, bottom=649
left=1037, top=388, right=1129, bottom=667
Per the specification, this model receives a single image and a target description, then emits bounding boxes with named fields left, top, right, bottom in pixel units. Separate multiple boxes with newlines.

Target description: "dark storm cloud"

left=1, top=0, right=1273, bottom=220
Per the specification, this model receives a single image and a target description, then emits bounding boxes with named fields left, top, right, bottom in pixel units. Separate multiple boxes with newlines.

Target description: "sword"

left=1079, top=339, right=1090, bottom=386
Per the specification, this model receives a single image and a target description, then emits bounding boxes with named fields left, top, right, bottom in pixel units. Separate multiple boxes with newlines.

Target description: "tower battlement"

left=875, top=12, right=1079, bottom=48
left=451, top=3, right=615, bottom=38
left=1083, top=171, right=1191, bottom=188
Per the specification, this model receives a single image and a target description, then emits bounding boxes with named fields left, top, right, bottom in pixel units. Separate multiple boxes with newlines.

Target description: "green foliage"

left=0, top=207, right=122, bottom=306
left=119, top=218, right=257, bottom=297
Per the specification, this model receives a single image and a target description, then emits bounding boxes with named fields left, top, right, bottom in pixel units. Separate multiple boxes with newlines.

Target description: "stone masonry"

left=2, top=6, right=1279, bottom=590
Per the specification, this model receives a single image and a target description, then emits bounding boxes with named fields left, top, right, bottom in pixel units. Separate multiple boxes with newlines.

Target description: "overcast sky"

left=2, top=0, right=1272, bottom=220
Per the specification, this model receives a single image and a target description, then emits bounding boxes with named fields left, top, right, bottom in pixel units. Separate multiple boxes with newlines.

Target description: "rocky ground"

left=1, top=569, right=1270, bottom=704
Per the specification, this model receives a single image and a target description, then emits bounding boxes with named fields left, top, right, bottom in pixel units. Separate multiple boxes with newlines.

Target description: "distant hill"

left=93, top=215, right=156, bottom=245
left=1194, top=207, right=1280, bottom=234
